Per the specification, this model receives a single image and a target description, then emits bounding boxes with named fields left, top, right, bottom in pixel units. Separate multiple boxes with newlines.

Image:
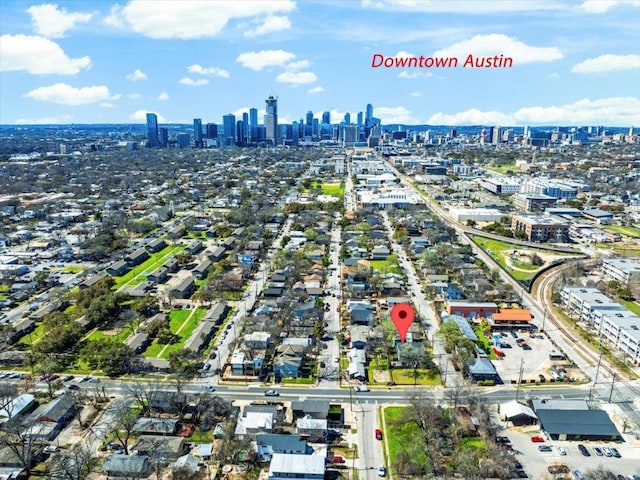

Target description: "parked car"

left=609, top=447, right=621, bottom=458
left=572, top=469, right=585, bottom=480
left=530, top=436, right=545, bottom=443
left=602, top=446, right=612, bottom=457
left=375, top=429, right=383, bottom=440
left=355, top=385, right=369, bottom=392
left=557, top=446, right=566, bottom=455
left=495, top=436, right=510, bottom=444
left=332, top=456, right=344, bottom=464
left=538, top=445, right=552, bottom=452
left=593, top=447, right=603, bottom=456
left=264, top=390, right=279, bottom=397
left=377, top=466, right=386, bottom=477
left=578, top=444, right=591, bottom=456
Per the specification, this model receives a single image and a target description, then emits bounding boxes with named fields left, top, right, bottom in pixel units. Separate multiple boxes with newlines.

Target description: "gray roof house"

left=256, top=433, right=312, bottom=461
left=102, top=454, right=151, bottom=478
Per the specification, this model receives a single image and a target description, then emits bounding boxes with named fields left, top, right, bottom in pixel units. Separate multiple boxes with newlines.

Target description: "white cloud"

left=157, top=91, right=170, bottom=101
left=126, top=69, right=147, bottom=81
left=434, top=34, right=563, bottom=64
left=398, top=71, right=432, bottom=79
left=308, top=86, right=324, bottom=94
left=547, top=72, right=559, bottom=78
left=285, top=60, right=311, bottom=70
left=276, top=71, right=317, bottom=84
left=100, top=102, right=116, bottom=108
left=361, top=0, right=566, bottom=13
left=572, top=54, right=640, bottom=74
left=179, top=77, right=209, bottom=86
left=129, top=110, right=166, bottom=122
left=427, top=97, right=640, bottom=126
left=105, top=0, right=295, bottom=39
left=14, top=114, right=73, bottom=124
left=187, top=64, right=230, bottom=78
left=128, top=93, right=142, bottom=100
left=375, top=106, right=419, bottom=124
left=580, top=0, right=640, bottom=13
left=0, top=34, right=91, bottom=75
left=244, top=15, right=291, bottom=37
left=24, top=83, right=118, bottom=106
left=236, top=49, right=296, bottom=70
left=27, top=4, right=93, bottom=38
left=428, top=108, right=513, bottom=125
left=411, top=92, right=422, bottom=97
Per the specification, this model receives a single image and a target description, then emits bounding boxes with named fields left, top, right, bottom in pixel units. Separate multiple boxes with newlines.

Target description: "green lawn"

left=460, top=437, right=486, bottom=452
left=391, top=369, right=441, bottom=386
left=112, top=245, right=186, bottom=289
left=320, top=183, right=345, bottom=197
left=595, top=243, right=640, bottom=255
left=17, top=322, right=45, bottom=346
left=369, top=254, right=401, bottom=275
left=142, top=307, right=207, bottom=358
left=605, top=225, right=640, bottom=239
left=384, top=406, right=429, bottom=470
left=61, top=265, right=84, bottom=273
left=87, top=327, right=133, bottom=343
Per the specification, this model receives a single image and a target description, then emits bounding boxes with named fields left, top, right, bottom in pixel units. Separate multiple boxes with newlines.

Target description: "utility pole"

left=589, top=350, right=603, bottom=403
left=608, top=373, right=617, bottom=403
left=515, top=358, right=525, bottom=401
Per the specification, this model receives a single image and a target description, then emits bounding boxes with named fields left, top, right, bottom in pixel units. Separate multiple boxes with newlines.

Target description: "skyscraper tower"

left=193, top=118, right=203, bottom=148
left=306, top=111, right=314, bottom=125
left=344, top=112, right=351, bottom=125
left=322, top=111, right=331, bottom=125
left=223, top=114, right=236, bottom=146
left=357, top=112, right=363, bottom=126
left=265, top=95, right=278, bottom=146
left=365, top=104, right=374, bottom=124
left=146, top=113, right=159, bottom=147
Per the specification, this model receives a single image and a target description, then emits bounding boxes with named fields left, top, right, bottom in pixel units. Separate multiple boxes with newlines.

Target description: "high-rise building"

left=357, top=112, right=363, bottom=126
left=206, top=123, right=218, bottom=139
left=146, top=113, right=159, bottom=147
left=193, top=118, right=203, bottom=148
left=249, top=108, right=258, bottom=128
left=306, top=111, right=314, bottom=126
left=236, top=120, right=245, bottom=146
left=242, top=112, right=249, bottom=144
left=223, top=114, right=236, bottom=146
left=159, top=127, right=169, bottom=147
left=344, top=112, right=351, bottom=125
left=365, top=104, right=374, bottom=124
left=176, top=133, right=190, bottom=149
left=322, top=111, right=331, bottom=125
left=264, top=95, right=278, bottom=146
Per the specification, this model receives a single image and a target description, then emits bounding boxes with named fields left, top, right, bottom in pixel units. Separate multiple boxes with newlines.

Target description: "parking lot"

left=490, top=329, right=588, bottom=386
left=500, top=424, right=640, bottom=479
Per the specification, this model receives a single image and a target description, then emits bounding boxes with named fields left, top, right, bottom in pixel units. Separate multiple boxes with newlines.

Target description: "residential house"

left=102, top=454, right=151, bottom=478
left=347, top=348, right=366, bottom=381
left=194, top=258, right=213, bottom=279
left=23, top=392, right=76, bottom=441
left=134, top=435, right=185, bottom=461
left=132, top=418, right=178, bottom=435
left=267, top=454, right=324, bottom=480
left=208, top=246, right=226, bottom=262
left=125, top=248, right=150, bottom=267
left=146, top=238, right=167, bottom=253
left=466, top=358, right=501, bottom=384
left=371, top=245, right=391, bottom=260
left=273, top=344, right=304, bottom=379
left=146, top=266, right=168, bottom=284
left=348, top=300, right=375, bottom=326
left=124, top=332, right=150, bottom=354
left=296, top=416, right=328, bottom=442
left=106, top=260, right=129, bottom=276
left=349, top=325, right=368, bottom=349
left=234, top=411, right=274, bottom=438
left=185, top=240, right=203, bottom=255
left=169, top=275, right=196, bottom=299
left=78, top=271, right=108, bottom=290
left=256, top=434, right=312, bottom=462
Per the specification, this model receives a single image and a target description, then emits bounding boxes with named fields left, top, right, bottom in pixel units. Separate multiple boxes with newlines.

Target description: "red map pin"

left=390, top=303, right=415, bottom=343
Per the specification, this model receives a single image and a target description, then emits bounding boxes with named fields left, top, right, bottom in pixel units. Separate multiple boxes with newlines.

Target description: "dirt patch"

left=372, top=369, right=392, bottom=384
left=101, top=328, right=123, bottom=336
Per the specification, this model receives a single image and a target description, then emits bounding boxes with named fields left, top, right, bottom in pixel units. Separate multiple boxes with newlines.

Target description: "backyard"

left=369, top=254, right=401, bottom=275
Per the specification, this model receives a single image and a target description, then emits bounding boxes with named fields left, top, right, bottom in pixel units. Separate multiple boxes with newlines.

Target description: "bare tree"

left=446, top=379, right=470, bottom=408
left=0, top=417, right=44, bottom=477
left=48, top=442, right=95, bottom=480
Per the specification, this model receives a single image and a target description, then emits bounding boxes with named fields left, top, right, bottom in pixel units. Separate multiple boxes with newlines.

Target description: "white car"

left=377, top=466, right=386, bottom=477
left=557, top=446, right=566, bottom=455
left=355, top=385, right=369, bottom=392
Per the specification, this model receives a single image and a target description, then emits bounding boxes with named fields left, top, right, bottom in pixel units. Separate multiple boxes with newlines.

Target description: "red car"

left=375, top=429, right=383, bottom=440
left=530, top=436, right=545, bottom=443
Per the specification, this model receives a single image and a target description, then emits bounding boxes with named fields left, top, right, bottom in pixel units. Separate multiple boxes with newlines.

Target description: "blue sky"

left=1, top=0, right=639, bottom=126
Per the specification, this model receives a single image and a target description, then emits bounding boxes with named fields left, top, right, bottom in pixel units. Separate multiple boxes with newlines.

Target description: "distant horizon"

left=1, top=1, right=639, bottom=125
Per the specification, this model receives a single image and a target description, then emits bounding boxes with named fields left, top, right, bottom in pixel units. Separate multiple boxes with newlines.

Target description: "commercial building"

left=602, top=258, right=640, bottom=284
left=513, top=193, right=557, bottom=212
left=449, top=207, right=504, bottom=223
left=511, top=214, right=570, bottom=242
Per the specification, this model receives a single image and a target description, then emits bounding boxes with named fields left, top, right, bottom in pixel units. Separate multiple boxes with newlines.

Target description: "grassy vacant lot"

left=369, top=254, right=401, bottom=275
left=320, top=183, right=345, bottom=197
left=143, top=307, right=206, bottom=358
left=472, top=236, right=578, bottom=282
left=485, top=163, right=516, bottom=174
left=605, top=225, right=640, bottom=239
left=392, top=369, right=441, bottom=386
left=595, top=242, right=640, bottom=255
left=384, top=406, right=429, bottom=471
left=113, top=244, right=185, bottom=289
left=17, top=322, right=46, bottom=346
left=87, top=327, right=132, bottom=343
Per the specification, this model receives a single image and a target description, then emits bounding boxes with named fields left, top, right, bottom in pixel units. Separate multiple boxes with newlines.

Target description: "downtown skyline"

left=1, top=0, right=640, bottom=126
